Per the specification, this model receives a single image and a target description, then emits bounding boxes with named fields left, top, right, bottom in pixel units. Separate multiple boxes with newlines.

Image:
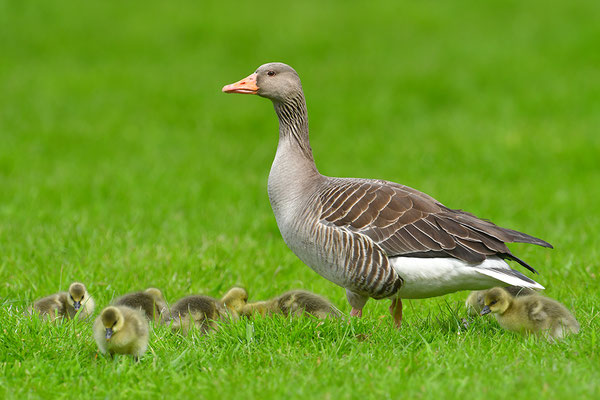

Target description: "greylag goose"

left=480, top=288, right=579, bottom=340
left=222, top=62, right=552, bottom=327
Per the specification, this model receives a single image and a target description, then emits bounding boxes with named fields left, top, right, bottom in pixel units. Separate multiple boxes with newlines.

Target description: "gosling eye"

left=70, top=295, right=74, bottom=301
left=112, top=321, right=117, bottom=327
left=490, top=300, right=498, bottom=306
left=267, top=70, right=276, bottom=77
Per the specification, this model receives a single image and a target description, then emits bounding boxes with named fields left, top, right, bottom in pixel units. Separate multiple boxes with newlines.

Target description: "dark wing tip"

left=502, top=254, right=539, bottom=275
left=511, top=233, right=553, bottom=249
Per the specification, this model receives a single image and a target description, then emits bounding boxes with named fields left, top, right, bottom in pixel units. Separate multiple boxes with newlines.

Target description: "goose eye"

left=267, top=71, right=275, bottom=77
left=70, top=295, right=74, bottom=301
left=490, top=300, right=497, bottom=305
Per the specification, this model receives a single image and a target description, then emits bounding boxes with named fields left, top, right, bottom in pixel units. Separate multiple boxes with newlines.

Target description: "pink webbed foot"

left=389, top=298, right=403, bottom=329
left=350, top=308, right=363, bottom=318
left=346, top=290, right=367, bottom=322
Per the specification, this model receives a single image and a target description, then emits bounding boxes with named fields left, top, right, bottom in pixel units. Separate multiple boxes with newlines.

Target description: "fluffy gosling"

left=93, top=306, right=149, bottom=361
left=114, top=288, right=167, bottom=322
left=221, top=287, right=249, bottom=318
left=480, top=287, right=580, bottom=340
left=163, top=295, right=229, bottom=335
left=466, top=286, right=536, bottom=316
left=237, top=290, right=341, bottom=319
left=31, top=282, right=95, bottom=320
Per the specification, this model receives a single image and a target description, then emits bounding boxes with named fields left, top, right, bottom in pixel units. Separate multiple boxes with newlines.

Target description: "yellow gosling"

left=481, top=287, right=580, bottom=341
left=31, top=282, right=95, bottom=320
left=93, top=306, right=149, bottom=361
left=242, top=290, right=341, bottom=319
left=221, top=287, right=249, bottom=317
left=465, top=286, right=536, bottom=316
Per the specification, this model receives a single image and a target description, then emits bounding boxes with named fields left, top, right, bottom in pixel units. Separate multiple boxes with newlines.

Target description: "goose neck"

left=273, top=94, right=315, bottom=165
left=268, top=94, right=321, bottom=213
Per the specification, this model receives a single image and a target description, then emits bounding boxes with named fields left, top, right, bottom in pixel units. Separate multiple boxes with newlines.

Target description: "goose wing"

left=318, top=178, right=552, bottom=274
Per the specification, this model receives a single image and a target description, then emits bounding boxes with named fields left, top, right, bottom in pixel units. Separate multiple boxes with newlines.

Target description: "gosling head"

left=67, top=282, right=87, bottom=311
left=144, top=288, right=165, bottom=302
left=100, top=306, right=124, bottom=341
left=222, top=287, right=249, bottom=312
left=480, top=288, right=511, bottom=316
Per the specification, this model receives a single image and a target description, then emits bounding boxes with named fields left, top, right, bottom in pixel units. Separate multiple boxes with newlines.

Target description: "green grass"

left=1, top=0, right=599, bottom=398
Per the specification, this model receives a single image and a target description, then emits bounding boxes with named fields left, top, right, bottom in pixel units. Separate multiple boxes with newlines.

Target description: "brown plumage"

left=319, top=179, right=551, bottom=275
left=465, top=286, right=536, bottom=316
left=114, top=288, right=167, bottom=322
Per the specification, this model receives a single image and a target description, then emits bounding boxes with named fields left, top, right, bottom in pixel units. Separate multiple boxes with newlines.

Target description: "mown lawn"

left=1, top=0, right=599, bottom=398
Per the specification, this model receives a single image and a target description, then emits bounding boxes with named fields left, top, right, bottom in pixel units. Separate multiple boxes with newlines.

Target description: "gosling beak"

left=73, top=301, right=81, bottom=311
left=480, top=306, right=491, bottom=316
left=222, top=73, right=258, bottom=94
left=105, top=328, right=113, bottom=340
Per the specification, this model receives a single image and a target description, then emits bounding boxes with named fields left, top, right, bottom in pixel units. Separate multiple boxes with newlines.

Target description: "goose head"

left=222, top=62, right=302, bottom=103
left=144, top=287, right=165, bottom=302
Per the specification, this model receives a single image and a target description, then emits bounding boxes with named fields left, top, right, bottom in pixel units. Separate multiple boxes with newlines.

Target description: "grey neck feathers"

left=273, top=93, right=316, bottom=166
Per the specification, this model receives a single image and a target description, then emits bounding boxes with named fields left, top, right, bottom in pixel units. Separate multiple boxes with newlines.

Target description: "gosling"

left=465, top=286, right=536, bottom=316
left=31, top=282, right=95, bottom=320
left=93, top=306, right=149, bottom=361
left=237, top=290, right=341, bottom=319
left=114, top=288, right=167, bottom=322
left=480, top=287, right=580, bottom=340
left=163, top=295, right=229, bottom=335
left=221, top=287, right=249, bottom=318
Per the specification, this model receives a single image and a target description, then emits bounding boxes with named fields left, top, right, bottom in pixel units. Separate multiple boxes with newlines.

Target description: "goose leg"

left=390, top=298, right=403, bottom=328
left=350, top=308, right=363, bottom=317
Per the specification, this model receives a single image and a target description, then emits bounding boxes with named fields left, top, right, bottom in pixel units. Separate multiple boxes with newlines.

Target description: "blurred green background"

left=1, top=0, right=598, bottom=398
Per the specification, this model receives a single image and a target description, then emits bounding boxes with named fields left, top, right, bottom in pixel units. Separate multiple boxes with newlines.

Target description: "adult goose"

left=222, top=62, right=552, bottom=327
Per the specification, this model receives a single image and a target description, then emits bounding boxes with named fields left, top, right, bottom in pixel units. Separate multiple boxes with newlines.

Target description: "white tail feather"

left=391, top=256, right=544, bottom=298
left=474, top=268, right=545, bottom=290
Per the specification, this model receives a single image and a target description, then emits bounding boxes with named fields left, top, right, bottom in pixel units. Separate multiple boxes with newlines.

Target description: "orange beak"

left=222, top=73, right=259, bottom=94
